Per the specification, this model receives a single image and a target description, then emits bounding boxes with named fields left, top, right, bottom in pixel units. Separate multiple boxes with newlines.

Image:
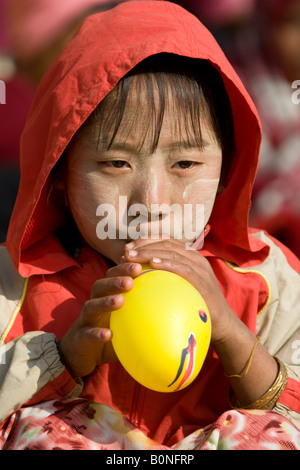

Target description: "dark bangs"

left=89, top=54, right=235, bottom=185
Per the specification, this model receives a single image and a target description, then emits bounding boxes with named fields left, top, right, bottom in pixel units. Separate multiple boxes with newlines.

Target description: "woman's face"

left=65, top=80, right=223, bottom=264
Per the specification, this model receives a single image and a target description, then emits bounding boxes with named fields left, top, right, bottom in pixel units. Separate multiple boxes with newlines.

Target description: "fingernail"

left=129, top=250, right=138, bottom=257
left=100, top=330, right=106, bottom=340
left=120, top=279, right=125, bottom=288
left=110, top=297, right=115, bottom=305
left=126, top=242, right=134, bottom=250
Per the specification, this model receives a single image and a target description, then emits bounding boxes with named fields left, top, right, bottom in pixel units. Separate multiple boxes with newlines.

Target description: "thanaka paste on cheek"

left=182, top=177, right=220, bottom=236
left=66, top=164, right=123, bottom=253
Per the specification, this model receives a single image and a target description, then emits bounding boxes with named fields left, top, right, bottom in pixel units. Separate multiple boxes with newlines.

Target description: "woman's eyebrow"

left=100, top=138, right=210, bottom=154
left=168, top=139, right=209, bottom=151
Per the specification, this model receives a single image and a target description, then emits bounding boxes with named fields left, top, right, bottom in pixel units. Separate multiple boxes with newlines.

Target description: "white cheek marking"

left=183, top=178, right=220, bottom=201
left=103, top=182, right=120, bottom=204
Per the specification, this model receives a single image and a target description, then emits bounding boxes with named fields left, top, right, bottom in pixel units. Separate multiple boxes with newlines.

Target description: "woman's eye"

left=175, top=161, right=197, bottom=169
left=111, top=160, right=129, bottom=168
left=101, top=160, right=129, bottom=168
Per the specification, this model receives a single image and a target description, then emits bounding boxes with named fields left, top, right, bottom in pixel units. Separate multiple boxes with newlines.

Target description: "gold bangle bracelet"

left=224, top=337, right=261, bottom=379
left=241, top=357, right=288, bottom=410
left=230, top=357, right=288, bottom=410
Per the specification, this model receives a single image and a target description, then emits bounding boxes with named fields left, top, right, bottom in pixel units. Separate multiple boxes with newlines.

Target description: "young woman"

left=0, top=1, right=299, bottom=450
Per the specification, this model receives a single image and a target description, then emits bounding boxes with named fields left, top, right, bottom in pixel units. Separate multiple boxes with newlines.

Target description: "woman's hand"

left=57, top=262, right=142, bottom=379
left=123, top=237, right=278, bottom=407
left=59, top=237, right=278, bottom=408
left=123, top=237, right=235, bottom=345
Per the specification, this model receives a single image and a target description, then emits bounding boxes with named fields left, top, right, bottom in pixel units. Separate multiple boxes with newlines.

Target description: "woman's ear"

left=47, top=179, right=69, bottom=209
left=53, top=179, right=65, bottom=191
left=48, top=154, right=69, bottom=208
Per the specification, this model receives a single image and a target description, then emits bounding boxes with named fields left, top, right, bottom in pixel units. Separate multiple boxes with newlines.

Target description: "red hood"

left=7, top=0, right=268, bottom=277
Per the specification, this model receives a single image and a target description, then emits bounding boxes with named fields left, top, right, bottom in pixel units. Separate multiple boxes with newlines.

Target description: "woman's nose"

left=130, top=167, right=171, bottom=213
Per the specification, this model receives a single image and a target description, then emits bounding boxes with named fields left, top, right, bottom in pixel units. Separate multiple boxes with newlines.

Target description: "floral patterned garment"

left=1, top=398, right=299, bottom=450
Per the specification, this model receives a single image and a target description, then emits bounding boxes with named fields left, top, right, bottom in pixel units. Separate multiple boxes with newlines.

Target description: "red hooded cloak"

left=2, top=1, right=300, bottom=445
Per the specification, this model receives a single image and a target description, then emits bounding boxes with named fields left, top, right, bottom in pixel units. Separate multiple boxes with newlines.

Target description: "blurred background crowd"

left=0, top=0, right=299, bottom=257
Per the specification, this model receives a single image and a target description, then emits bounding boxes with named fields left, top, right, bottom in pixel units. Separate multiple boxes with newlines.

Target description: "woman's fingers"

left=80, top=294, right=125, bottom=324
left=123, top=242, right=209, bottom=283
left=105, top=261, right=142, bottom=279
left=91, top=271, right=138, bottom=300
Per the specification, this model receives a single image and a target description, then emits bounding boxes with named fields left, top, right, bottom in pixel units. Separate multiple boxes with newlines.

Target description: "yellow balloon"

left=110, top=266, right=211, bottom=393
